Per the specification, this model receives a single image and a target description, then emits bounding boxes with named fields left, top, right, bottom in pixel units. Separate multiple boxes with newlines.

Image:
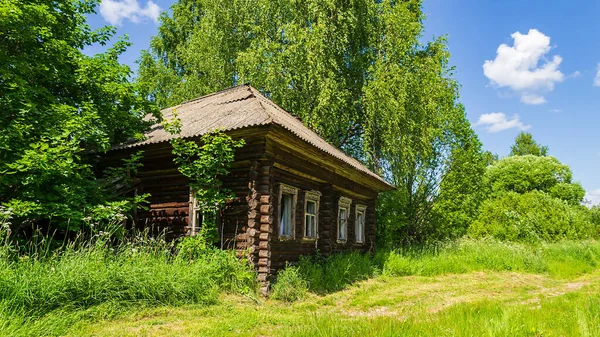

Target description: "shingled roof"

left=115, top=85, right=391, bottom=188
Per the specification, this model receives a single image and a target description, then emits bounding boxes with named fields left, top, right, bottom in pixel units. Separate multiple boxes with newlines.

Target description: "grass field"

left=3, top=239, right=600, bottom=336
left=68, top=270, right=600, bottom=336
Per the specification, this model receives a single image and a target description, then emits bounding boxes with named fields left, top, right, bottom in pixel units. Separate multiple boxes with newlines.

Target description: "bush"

left=469, top=191, right=595, bottom=242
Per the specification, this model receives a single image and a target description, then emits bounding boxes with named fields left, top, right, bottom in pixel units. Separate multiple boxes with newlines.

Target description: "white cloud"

left=594, top=64, right=600, bottom=87
left=100, top=0, right=161, bottom=26
left=474, top=112, right=531, bottom=133
left=585, top=189, right=600, bottom=207
left=483, top=29, right=564, bottom=105
left=520, top=93, right=546, bottom=105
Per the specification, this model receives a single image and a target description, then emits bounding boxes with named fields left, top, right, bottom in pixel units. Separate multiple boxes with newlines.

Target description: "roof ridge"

left=168, top=84, right=251, bottom=110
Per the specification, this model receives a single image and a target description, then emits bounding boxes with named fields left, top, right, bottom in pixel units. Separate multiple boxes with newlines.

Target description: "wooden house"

left=108, top=85, right=394, bottom=292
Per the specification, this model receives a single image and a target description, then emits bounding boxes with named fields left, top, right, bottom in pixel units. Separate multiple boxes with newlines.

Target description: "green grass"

left=4, top=239, right=600, bottom=336
left=0, top=235, right=256, bottom=337
left=69, top=270, right=600, bottom=336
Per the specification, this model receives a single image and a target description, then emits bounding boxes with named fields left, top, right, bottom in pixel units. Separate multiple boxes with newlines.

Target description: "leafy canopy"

left=0, top=0, right=156, bottom=230
left=510, top=132, right=549, bottom=156
left=470, top=154, right=592, bottom=242
left=484, top=155, right=585, bottom=205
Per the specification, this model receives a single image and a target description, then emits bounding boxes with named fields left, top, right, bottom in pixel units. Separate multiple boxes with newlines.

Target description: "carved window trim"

left=303, top=191, right=321, bottom=240
left=355, top=204, right=367, bottom=243
left=337, top=196, right=352, bottom=243
left=277, top=183, right=298, bottom=239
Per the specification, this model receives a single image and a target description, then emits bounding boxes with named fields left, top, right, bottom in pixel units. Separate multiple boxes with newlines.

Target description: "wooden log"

left=260, top=224, right=272, bottom=233
left=260, top=215, right=273, bottom=224
left=247, top=228, right=258, bottom=237
left=258, top=250, right=271, bottom=258
left=260, top=204, right=272, bottom=215
left=258, top=241, right=270, bottom=250
left=260, top=195, right=271, bottom=204
left=258, top=258, right=270, bottom=267
left=259, top=233, right=271, bottom=241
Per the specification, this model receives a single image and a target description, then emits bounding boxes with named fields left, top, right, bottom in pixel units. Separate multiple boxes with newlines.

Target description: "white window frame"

left=355, top=204, right=367, bottom=243
left=303, top=191, right=321, bottom=239
left=337, top=196, right=352, bottom=242
left=278, top=183, right=298, bottom=239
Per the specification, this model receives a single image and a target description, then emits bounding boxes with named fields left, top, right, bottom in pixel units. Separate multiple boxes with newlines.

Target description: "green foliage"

left=469, top=191, right=595, bottom=242
left=469, top=154, right=594, bottom=243
left=270, top=264, right=309, bottom=302
left=0, top=0, right=157, bottom=230
left=163, top=112, right=244, bottom=244
left=510, top=132, right=549, bottom=156
left=485, top=155, right=575, bottom=198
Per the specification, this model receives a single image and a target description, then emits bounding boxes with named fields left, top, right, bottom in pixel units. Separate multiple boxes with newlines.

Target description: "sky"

left=85, top=0, right=600, bottom=205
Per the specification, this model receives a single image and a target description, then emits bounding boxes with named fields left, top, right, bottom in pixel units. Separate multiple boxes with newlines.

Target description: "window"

left=278, top=183, right=298, bottom=238
left=304, top=191, right=321, bottom=239
left=355, top=205, right=367, bottom=243
left=337, top=197, right=352, bottom=242
left=280, top=194, right=293, bottom=236
left=189, top=189, right=203, bottom=235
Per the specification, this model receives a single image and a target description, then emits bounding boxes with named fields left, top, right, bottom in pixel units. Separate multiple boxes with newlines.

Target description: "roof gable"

left=115, top=85, right=392, bottom=189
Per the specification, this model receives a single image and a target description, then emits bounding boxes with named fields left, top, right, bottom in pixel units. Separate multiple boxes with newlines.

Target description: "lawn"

left=68, top=270, right=600, bottom=337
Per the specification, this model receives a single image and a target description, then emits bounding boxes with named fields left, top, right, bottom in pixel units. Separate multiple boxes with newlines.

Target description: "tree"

left=139, top=0, right=486, bottom=244
left=510, top=132, right=549, bottom=156
left=0, top=0, right=156, bottom=231
left=469, top=155, right=592, bottom=242
left=484, top=155, right=584, bottom=204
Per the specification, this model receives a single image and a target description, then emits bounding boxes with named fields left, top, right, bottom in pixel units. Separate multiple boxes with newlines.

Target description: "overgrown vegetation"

left=0, top=224, right=255, bottom=337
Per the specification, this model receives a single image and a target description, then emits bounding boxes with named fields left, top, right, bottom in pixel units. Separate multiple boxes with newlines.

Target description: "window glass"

left=356, top=212, right=365, bottom=242
left=280, top=194, right=293, bottom=236
left=305, top=200, right=317, bottom=238
left=338, top=207, right=347, bottom=240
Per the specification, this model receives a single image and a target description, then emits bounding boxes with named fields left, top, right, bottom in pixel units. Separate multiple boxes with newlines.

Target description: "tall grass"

left=272, top=239, right=600, bottom=300
left=0, top=231, right=256, bottom=336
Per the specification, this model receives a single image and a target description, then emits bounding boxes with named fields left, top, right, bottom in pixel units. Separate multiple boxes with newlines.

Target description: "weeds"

left=0, top=222, right=256, bottom=337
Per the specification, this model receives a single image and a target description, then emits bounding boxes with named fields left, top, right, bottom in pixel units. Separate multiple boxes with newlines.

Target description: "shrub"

left=469, top=191, right=595, bottom=242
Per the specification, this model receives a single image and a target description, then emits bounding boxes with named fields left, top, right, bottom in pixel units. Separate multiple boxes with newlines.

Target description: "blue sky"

left=85, top=0, right=600, bottom=205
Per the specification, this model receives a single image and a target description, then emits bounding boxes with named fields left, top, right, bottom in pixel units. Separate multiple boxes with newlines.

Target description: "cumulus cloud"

left=483, top=29, right=564, bottom=105
left=585, top=189, right=600, bottom=207
left=594, top=64, right=600, bottom=87
left=474, top=113, right=531, bottom=133
left=100, top=0, right=161, bottom=26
